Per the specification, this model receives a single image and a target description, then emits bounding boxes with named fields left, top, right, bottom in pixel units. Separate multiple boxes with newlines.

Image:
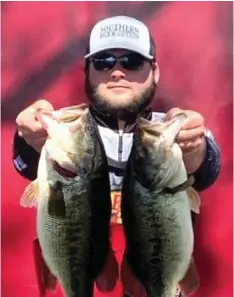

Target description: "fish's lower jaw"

left=164, top=162, right=188, bottom=189
left=45, top=140, right=69, bottom=164
left=139, top=127, right=162, bottom=147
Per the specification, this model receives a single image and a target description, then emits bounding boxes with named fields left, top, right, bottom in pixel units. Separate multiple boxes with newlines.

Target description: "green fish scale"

left=37, top=110, right=114, bottom=297
left=122, top=151, right=193, bottom=297
left=38, top=184, right=92, bottom=297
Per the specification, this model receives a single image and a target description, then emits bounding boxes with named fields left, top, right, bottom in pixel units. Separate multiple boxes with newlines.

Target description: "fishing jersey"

left=13, top=109, right=221, bottom=225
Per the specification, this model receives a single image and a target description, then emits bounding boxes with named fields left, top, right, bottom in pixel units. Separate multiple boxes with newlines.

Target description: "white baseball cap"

left=84, top=15, right=156, bottom=60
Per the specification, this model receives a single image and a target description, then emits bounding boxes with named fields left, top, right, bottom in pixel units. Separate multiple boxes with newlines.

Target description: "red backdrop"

left=1, top=2, right=233, bottom=297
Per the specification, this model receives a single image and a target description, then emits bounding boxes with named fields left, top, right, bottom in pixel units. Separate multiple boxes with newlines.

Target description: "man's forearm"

left=183, top=137, right=207, bottom=175
left=188, top=133, right=221, bottom=191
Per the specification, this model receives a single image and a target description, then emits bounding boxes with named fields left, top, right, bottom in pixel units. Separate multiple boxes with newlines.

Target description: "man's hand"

left=16, top=99, right=54, bottom=153
left=165, top=107, right=207, bottom=174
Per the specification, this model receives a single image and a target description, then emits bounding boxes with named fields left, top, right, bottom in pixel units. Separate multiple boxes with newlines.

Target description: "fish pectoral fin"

left=179, top=257, right=200, bottom=295
left=187, top=187, right=201, bottom=214
left=20, top=180, right=39, bottom=208
left=48, top=182, right=66, bottom=218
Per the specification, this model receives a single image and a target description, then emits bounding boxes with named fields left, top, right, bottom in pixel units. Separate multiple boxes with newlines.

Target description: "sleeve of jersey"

left=12, top=131, right=40, bottom=181
left=192, top=130, right=221, bottom=191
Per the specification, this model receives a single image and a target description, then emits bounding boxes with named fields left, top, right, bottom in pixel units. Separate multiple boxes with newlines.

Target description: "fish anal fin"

left=179, top=257, right=200, bottom=295
left=42, top=261, right=58, bottom=292
left=20, top=180, right=39, bottom=208
left=120, top=252, right=146, bottom=297
left=95, top=248, right=119, bottom=292
left=33, top=238, right=58, bottom=296
left=48, top=181, right=66, bottom=218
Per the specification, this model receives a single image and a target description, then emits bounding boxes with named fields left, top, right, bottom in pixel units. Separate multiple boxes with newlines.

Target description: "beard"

left=85, top=76, right=156, bottom=121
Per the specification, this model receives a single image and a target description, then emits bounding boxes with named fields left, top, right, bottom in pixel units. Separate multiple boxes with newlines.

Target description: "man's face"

left=86, top=49, right=160, bottom=120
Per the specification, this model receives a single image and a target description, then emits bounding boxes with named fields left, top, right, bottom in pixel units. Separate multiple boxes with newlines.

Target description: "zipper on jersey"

left=118, top=131, right=123, bottom=162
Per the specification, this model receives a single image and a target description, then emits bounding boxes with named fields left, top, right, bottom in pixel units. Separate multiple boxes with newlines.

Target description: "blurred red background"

left=1, top=2, right=233, bottom=297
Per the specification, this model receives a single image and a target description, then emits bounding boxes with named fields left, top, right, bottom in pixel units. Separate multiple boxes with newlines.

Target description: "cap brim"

left=84, top=45, right=154, bottom=60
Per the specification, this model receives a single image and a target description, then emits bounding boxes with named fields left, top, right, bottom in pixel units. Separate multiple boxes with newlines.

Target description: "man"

left=13, top=16, right=220, bottom=297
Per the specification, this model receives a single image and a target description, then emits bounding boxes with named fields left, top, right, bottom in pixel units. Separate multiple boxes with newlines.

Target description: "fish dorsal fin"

left=20, top=180, right=39, bottom=208
left=187, top=187, right=201, bottom=214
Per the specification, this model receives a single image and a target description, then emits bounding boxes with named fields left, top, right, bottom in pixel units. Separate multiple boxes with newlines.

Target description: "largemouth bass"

left=121, top=113, right=200, bottom=297
left=20, top=104, right=117, bottom=297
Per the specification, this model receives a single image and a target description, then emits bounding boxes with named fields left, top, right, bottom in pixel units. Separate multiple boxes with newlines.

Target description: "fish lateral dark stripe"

left=89, top=167, right=112, bottom=278
left=48, top=181, right=66, bottom=218
left=67, top=193, right=93, bottom=297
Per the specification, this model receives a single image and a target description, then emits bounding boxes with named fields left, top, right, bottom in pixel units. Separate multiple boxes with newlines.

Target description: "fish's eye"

left=85, top=123, right=95, bottom=135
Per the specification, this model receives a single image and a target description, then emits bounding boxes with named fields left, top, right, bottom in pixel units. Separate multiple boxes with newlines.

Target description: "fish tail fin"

left=95, top=247, right=119, bottom=292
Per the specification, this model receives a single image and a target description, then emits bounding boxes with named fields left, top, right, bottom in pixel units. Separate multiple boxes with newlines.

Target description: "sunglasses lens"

left=92, top=55, right=116, bottom=71
left=91, top=53, right=146, bottom=71
left=121, top=53, right=145, bottom=70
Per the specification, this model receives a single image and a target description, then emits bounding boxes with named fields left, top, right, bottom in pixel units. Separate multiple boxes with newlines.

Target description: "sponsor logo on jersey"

left=111, top=191, right=122, bottom=224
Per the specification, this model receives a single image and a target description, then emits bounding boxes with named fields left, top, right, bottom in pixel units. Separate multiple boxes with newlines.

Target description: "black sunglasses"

left=90, top=52, right=153, bottom=72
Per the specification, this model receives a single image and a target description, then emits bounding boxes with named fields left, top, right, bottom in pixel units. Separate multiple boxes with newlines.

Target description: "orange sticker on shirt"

left=111, top=191, right=122, bottom=225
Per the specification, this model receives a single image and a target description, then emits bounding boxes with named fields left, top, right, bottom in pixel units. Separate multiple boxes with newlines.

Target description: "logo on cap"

left=100, top=24, right=140, bottom=39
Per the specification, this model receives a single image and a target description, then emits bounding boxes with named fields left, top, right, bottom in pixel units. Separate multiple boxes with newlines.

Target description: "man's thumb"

left=164, top=107, right=183, bottom=121
left=32, top=99, right=54, bottom=111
